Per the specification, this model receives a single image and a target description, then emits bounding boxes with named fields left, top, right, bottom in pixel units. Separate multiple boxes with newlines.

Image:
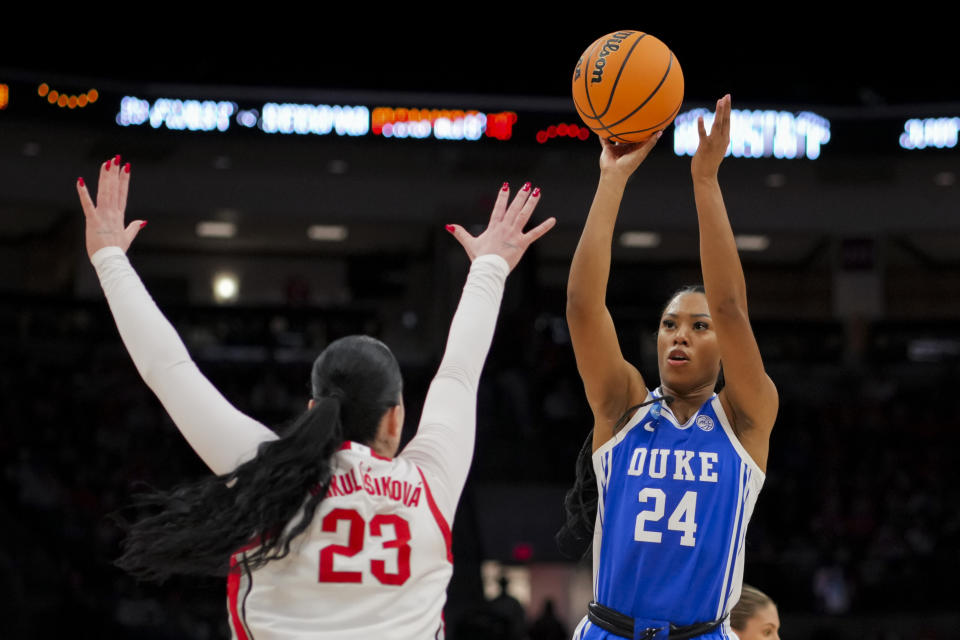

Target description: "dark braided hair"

left=556, top=285, right=725, bottom=559
left=115, top=335, right=402, bottom=582
left=555, top=400, right=656, bottom=559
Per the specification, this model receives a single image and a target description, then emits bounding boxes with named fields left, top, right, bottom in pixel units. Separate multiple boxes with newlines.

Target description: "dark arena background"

left=2, top=18, right=958, bottom=640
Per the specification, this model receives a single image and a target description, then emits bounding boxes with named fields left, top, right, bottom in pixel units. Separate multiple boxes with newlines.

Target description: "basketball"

left=572, top=30, right=684, bottom=142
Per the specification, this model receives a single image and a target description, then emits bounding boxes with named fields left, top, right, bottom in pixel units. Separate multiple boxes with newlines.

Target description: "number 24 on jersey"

left=635, top=489, right=698, bottom=547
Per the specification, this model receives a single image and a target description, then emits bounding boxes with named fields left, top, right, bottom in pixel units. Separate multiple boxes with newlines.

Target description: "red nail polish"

left=124, top=162, right=131, bottom=174
left=77, top=177, right=85, bottom=187
left=104, top=161, right=110, bottom=172
left=140, top=221, right=148, bottom=229
left=501, top=182, right=509, bottom=191
left=522, top=182, right=531, bottom=191
left=114, top=155, right=121, bottom=166
left=445, top=224, right=455, bottom=233
left=532, top=187, right=541, bottom=197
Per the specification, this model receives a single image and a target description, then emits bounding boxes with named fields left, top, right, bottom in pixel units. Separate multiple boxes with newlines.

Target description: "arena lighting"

left=37, top=83, right=98, bottom=109
left=899, top=117, right=960, bottom=150
left=117, top=96, right=235, bottom=132
left=535, top=121, right=591, bottom=143
left=212, top=273, right=239, bottom=304
left=117, top=96, right=369, bottom=136
left=237, top=109, right=259, bottom=128
left=485, top=111, right=517, bottom=141
left=0, top=84, right=8, bottom=110
left=908, top=338, right=960, bottom=362
left=735, top=235, right=770, bottom=251
left=196, top=221, right=237, bottom=238
left=765, top=173, right=787, bottom=188
left=260, top=103, right=369, bottom=136
left=673, top=109, right=831, bottom=159
left=307, top=225, right=348, bottom=241
left=113, top=96, right=514, bottom=142
left=619, top=231, right=661, bottom=248
left=370, top=107, right=516, bottom=141
left=933, top=171, right=956, bottom=187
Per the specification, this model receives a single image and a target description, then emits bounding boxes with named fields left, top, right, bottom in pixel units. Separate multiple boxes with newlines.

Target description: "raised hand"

left=446, top=182, right=556, bottom=272
left=598, top=132, right=661, bottom=181
left=77, top=155, right=145, bottom=260
left=692, top=94, right=732, bottom=179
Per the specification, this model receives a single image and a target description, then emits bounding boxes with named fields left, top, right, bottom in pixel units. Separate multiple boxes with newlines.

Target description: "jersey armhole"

left=591, top=389, right=654, bottom=461
left=711, top=397, right=766, bottom=480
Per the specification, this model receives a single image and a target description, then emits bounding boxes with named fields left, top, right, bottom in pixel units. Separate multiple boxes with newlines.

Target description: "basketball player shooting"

left=563, top=95, right=778, bottom=640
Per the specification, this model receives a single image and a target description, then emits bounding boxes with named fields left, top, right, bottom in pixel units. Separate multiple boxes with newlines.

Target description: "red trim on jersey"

left=417, top=466, right=453, bottom=563
left=227, top=554, right=251, bottom=640
left=339, top=439, right=393, bottom=461
left=227, top=537, right=263, bottom=640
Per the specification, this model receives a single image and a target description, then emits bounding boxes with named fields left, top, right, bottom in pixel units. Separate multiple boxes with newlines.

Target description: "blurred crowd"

left=2, top=296, right=958, bottom=638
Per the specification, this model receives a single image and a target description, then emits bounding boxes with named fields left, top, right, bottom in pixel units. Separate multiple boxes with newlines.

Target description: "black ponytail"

left=555, top=430, right=599, bottom=560
left=556, top=396, right=672, bottom=560
left=116, top=335, right=402, bottom=582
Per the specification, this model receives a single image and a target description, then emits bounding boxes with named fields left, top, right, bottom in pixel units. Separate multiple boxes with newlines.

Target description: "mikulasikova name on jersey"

left=323, top=468, right=423, bottom=508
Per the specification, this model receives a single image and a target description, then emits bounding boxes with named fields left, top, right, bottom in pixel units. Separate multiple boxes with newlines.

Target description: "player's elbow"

left=432, top=363, right=477, bottom=394
left=710, top=295, right=749, bottom=321
left=566, top=293, right=600, bottom=325
left=141, top=357, right=194, bottom=391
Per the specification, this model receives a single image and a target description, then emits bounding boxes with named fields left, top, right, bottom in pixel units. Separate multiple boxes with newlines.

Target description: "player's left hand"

left=446, top=182, right=556, bottom=272
left=692, top=94, right=732, bottom=179
left=77, top=155, right=145, bottom=260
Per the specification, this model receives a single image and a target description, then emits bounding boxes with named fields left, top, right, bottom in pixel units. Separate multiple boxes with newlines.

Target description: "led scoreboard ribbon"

left=673, top=108, right=831, bottom=160
left=899, top=118, right=960, bottom=150
left=371, top=107, right=516, bottom=141
left=105, top=91, right=957, bottom=154
left=116, top=95, right=516, bottom=141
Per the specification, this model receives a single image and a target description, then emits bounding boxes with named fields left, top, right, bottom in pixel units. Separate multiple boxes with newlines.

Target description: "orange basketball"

left=572, top=30, right=684, bottom=142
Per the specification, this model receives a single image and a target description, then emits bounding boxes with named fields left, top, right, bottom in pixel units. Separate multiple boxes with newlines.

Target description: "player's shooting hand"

left=692, top=94, right=732, bottom=179
left=598, top=132, right=661, bottom=182
left=77, top=155, right=145, bottom=260
left=446, top=182, right=555, bottom=272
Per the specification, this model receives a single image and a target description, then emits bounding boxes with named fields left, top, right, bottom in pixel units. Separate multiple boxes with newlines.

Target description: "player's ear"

left=387, top=403, right=404, bottom=438
left=307, top=398, right=316, bottom=410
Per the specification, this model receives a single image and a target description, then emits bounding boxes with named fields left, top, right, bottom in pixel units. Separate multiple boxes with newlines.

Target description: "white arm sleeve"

left=400, top=254, right=509, bottom=521
left=92, top=246, right=278, bottom=475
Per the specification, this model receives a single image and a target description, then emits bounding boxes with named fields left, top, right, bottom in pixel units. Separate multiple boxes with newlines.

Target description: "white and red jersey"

left=228, top=442, right=454, bottom=640
left=94, top=248, right=509, bottom=640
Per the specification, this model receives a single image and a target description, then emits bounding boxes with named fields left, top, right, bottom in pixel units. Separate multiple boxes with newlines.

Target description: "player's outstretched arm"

left=78, top=157, right=277, bottom=476
left=401, top=183, right=555, bottom=519
left=568, top=134, right=660, bottom=450
left=691, top=96, right=778, bottom=470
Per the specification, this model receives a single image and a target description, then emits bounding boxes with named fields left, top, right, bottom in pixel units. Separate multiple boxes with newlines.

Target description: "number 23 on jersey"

left=319, top=508, right=412, bottom=586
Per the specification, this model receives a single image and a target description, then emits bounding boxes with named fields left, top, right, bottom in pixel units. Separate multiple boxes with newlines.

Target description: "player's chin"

left=659, top=367, right=688, bottom=391
left=660, top=365, right=709, bottom=393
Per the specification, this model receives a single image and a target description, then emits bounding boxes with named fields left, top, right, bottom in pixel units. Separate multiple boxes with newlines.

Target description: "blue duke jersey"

left=575, top=390, right=764, bottom=639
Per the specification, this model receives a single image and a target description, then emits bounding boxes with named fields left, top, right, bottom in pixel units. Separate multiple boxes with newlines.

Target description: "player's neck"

left=659, top=383, right=713, bottom=424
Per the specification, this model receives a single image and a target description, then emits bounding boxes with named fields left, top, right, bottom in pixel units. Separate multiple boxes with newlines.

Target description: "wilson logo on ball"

left=591, top=31, right=635, bottom=84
